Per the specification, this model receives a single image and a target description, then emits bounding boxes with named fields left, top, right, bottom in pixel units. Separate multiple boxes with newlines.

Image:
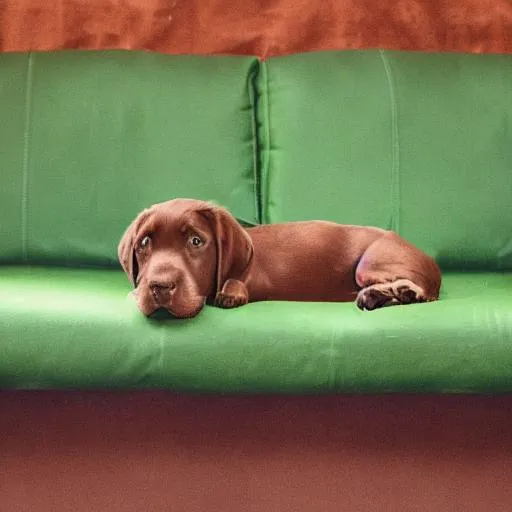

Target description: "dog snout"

left=150, top=281, right=176, bottom=304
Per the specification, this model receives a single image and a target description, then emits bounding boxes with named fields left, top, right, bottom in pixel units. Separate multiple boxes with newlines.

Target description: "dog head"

left=118, top=198, right=253, bottom=318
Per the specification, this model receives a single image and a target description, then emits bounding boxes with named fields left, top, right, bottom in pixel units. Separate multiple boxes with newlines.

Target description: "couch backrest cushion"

left=0, top=50, right=259, bottom=266
left=258, top=50, right=512, bottom=270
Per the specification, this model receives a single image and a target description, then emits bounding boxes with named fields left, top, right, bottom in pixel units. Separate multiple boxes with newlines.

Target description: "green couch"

left=1, top=49, right=511, bottom=393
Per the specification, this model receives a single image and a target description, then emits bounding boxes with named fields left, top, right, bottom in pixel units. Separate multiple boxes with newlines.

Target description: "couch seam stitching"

left=379, top=50, right=401, bottom=234
left=158, top=328, right=165, bottom=382
left=262, top=60, right=272, bottom=224
left=328, top=327, right=337, bottom=391
left=248, top=59, right=261, bottom=224
left=21, top=52, right=34, bottom=262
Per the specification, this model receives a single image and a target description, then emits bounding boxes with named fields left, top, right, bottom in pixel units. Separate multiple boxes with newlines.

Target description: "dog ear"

left=200, top=205, right=253, bottom=295
left=118, top=208, right=151, bottom=286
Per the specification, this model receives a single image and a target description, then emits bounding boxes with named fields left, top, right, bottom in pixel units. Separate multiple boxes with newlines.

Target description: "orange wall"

left=1, top=0, right=511, bottom=58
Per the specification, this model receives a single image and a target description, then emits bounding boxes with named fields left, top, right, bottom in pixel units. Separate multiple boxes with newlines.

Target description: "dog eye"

left=140, top=235, right=151, bottom=249
left=190, top=235, right=203, bottom=247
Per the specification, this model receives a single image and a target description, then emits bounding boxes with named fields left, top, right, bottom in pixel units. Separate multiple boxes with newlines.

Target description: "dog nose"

left=150, top=282, right=176, bottom=304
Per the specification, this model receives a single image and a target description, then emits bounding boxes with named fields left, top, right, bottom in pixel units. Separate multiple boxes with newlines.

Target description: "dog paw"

left=356, top=279, right=426, bottom=311
left=392, top=279, right=426, bottom=304
left=356, top=286, right=398, bottom=311
left=214, top=292, right=248, bottom=309
left=214, top=279, right=249, bottom=309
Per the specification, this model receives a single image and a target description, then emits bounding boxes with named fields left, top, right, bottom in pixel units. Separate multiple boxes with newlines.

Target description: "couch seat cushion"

left=1, top=266, right=511, bottom=392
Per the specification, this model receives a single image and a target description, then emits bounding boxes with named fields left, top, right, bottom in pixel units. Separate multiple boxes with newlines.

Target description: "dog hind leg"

left=354, top=232, right=439, bottom=311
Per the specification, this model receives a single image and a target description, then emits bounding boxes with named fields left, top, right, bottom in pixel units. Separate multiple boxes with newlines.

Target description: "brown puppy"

left=118, top=198, right=441, bottom=318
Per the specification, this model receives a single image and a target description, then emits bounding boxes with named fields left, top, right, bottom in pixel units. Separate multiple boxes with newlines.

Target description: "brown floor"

left=1, top=392, right=512, bottom=511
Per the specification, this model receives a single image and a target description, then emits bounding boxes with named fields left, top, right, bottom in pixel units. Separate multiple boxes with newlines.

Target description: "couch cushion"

left=1, top=266, right=511, bottom=392
left=0, top=51, right=259, bottom=266
left=258, top=50, right=512, bottom=271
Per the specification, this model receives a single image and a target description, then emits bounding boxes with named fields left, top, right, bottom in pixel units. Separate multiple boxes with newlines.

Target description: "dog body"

left=118, top=199, right=441, bottom=318
left=244, top=222, right=386, bottom=302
